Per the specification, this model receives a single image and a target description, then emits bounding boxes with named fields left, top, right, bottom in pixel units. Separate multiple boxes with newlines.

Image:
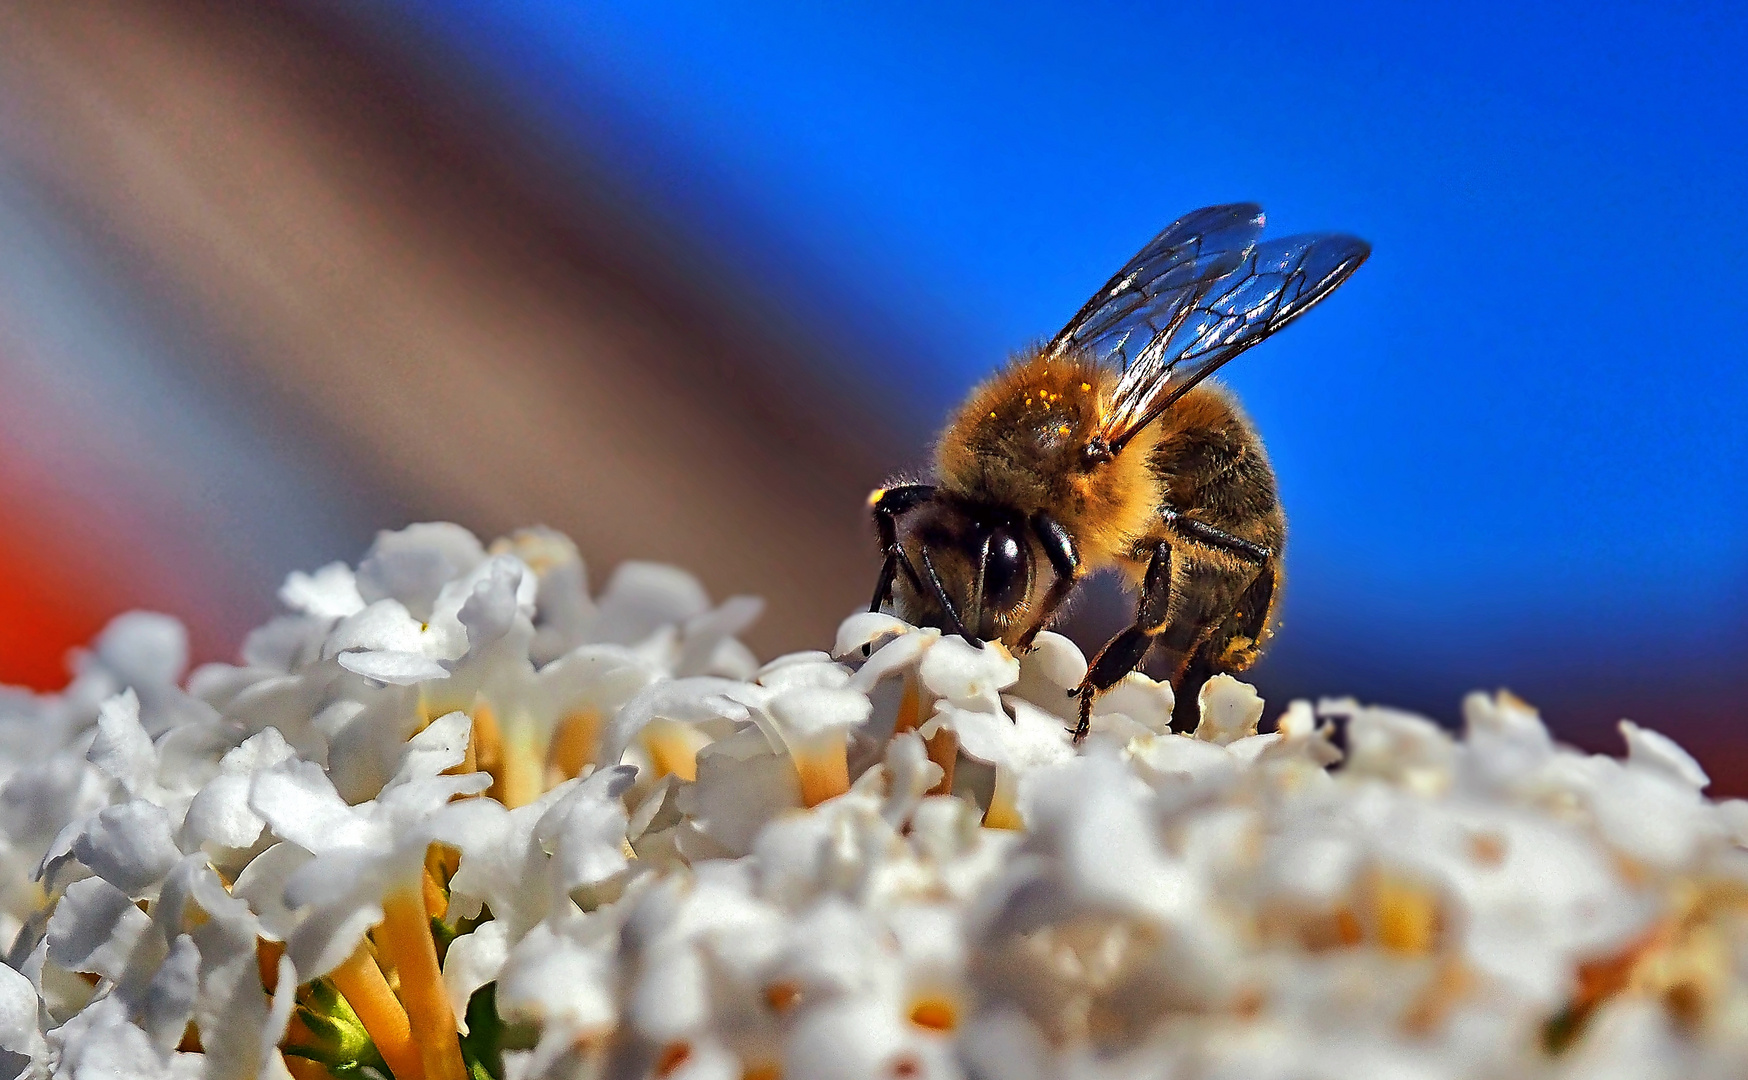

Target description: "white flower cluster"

left=3, top=522, right=1748, bottom=1080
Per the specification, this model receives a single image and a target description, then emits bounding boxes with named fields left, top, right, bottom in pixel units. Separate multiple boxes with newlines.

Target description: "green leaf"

left=459, top=982, right=506, bottom=1080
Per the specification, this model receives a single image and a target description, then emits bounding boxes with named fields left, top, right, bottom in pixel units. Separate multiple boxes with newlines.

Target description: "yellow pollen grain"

left=867, top=488, right=886, bottom=507
left=988, top=411, right=997, bottom=419
left=1057, top=425, right=1070, bottom=436
left=1081, top=381, right=1092, bottom=391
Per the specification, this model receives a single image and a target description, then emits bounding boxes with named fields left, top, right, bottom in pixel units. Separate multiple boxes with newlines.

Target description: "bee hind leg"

left=1070, top=540, right=1171, bottom=743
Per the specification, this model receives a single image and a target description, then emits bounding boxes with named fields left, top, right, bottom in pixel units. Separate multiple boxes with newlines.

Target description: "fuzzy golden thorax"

left=932, top=350, right=1164, bottom=568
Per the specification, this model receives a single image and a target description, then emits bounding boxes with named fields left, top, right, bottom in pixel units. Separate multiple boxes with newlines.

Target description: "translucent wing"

left=1096, top=230, right=1371, bottom=450
left=1046, top=203, right=1267, bottom=369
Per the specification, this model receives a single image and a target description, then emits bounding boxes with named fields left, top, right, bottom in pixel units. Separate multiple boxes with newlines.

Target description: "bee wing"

left=1096, top=231, right=1371, bottom=450
left=1047, top=203, right=1267, bottom=368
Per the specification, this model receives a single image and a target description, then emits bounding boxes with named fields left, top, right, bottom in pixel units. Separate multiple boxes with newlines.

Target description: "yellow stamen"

left=641, top=719, right=709, bottom=782
left=982, top=768, right=1023, bottom=830
left=925, top=727, right=957, bottom=797
left=500, top=722, right=544, bottom=809
left=892, top=676, right=922, bottom=735
left=425, top=843, right=460, bottom=889
left=793, top=730, right=851, bottom=807
left=421, top=864, right=447, bottom=921
left=330, top=944, right=421, bottom=1080
left=548, top=710, right=602, bottom=780
left=470, top=696, right=505, bottom=790
left=380, top=887, right=469, bottom=1080
left=256, top=938, right=285, bottom=994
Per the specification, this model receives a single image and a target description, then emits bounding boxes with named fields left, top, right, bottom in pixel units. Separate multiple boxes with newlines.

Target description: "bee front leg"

left=866, top=484, right=935, bottom=655
left=1013, top=513, right=1079, bottom=651
left=868, top=484, right=935, bottom=612
left=1070, top=540, right=1171, bottom=743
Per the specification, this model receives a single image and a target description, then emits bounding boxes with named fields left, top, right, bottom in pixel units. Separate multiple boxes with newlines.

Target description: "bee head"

left=897, top=500, right=1034, bottom=644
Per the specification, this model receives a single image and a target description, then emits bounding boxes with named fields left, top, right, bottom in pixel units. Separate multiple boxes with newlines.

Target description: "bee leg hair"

left=1013, top=512, right=1080, bottom=651
left=1070, top=541, right=1172, bottom=743
left=1159, top=507, right=1273, bottom=563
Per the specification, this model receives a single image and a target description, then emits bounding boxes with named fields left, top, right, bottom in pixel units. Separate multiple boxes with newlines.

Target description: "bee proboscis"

left=868, top=203, right=1370, bottom=740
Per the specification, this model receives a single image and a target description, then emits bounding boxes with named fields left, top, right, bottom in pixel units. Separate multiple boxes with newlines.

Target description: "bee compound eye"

left=982, top=526, right=1029, bottom=612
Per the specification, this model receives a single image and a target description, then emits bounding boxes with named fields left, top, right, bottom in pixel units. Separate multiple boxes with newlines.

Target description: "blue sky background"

left=380, top=0, right=1747, bottom=716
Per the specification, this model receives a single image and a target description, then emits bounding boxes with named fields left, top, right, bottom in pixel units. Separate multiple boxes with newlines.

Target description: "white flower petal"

left=1620, top=719, right=1710, bottom=790
left=592, top=561, right=711, bottom=646
left=87, top=691, right=156, bottom=798
left=783, top=997, right=939, bottom=1080
left=832, top=612, right=910, bottom=658
left=765, top=686, right=873, bottom=743
left=1193, top=674, right=1263, bottom=745
left=755, top=653, right=851, bottom=691
left=231, top=842, right=315, bottom=943
left=601, top=677, right=770, bottom=766
left=279, top=562, right=367, bottom=620
left=497, top=916, right=617, bottom=1036
left=46, top=877, right=156, bottom=982
left=48, top=997, right=196, bottom=1080
left=92, top=612, right=188, bottom=693
left=181, top=774, right=264, bottom=855
left=0, top=961, right=45, bottom=1070
left=918, top=636, right=1018, bottom=710
left=249, top=760, right=376, bottom=854
left=336, top=648, right=453, bottom=686
left=443, top=920, right=510, bottom=1035
left=536, top=765, right=637, bottom=896
left=454, top=556, right=532, bottom=657
left=137, top=933, right=198, bottom=1052
left=285, top=892, right=385, bottom=981
left=354, top=522, right=487, bottom=622
left=388, top=710, right=474, bottom=787
left=1092, top=672, right=1174, bottom=734
left=677, top=595, right=765, bottom=677
left=73, top=801, right=181, bottom=897
left=848, top=630, right=936, bottom=694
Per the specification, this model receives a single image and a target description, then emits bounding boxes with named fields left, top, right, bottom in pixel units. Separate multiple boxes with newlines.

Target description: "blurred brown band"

left=0, top=0, right=915, bottom=655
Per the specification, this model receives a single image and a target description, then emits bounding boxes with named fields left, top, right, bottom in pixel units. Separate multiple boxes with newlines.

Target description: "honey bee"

left=867, top=204, right=1369, bottom=740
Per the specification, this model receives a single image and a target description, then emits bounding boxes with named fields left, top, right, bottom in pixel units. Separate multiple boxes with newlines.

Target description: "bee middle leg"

left=1070, top=540, right=1173, bottom=742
